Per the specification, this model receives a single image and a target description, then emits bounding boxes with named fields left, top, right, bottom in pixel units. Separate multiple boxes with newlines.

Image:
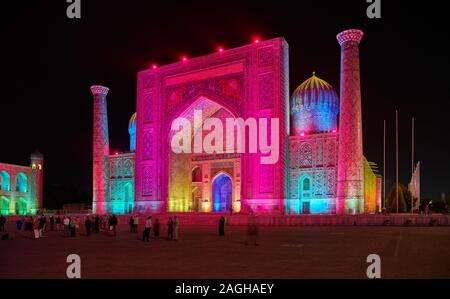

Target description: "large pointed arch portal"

left=135, top=38, right=289, bottom=214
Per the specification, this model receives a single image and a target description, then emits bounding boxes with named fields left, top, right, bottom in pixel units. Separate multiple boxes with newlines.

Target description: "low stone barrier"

left=226, top=214, right=450, bottom=227
left=5, top=213, right=450, bottom=226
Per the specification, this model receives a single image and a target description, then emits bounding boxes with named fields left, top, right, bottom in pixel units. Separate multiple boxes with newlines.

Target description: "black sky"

left=2, top=0, right=449, bottom=208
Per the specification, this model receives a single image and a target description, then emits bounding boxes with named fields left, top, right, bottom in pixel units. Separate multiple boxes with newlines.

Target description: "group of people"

left=0, top=214, right=115, bottom=239
left=132, top=215, right=180, bottom=242
left=1, top=213, right=259, bottom=245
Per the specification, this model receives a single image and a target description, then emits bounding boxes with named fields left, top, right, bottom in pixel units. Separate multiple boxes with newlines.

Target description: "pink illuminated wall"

left=336, top=29, right=365, bottom=214
left=135, top=38, right=289, bottom=213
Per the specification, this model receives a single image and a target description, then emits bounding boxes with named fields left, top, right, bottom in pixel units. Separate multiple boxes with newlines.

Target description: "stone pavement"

left=1, top=221, right=449, bottom=278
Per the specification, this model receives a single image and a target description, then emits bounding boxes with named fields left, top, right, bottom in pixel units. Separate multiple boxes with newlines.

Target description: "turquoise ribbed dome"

left=290, top=73, right=339, bottom=135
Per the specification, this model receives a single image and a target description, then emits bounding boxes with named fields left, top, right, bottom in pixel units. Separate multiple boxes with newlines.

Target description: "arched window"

left=15, top=173, right=27, bottom=192
left=0, top=171, right=10, bottom=191
left=0, top=196, right=10, bottom=215
left=299, top=176, right=312, bottom=199
left=192, top=166, right=202, bottom=182
left=303, top=178, right=311, bottom=191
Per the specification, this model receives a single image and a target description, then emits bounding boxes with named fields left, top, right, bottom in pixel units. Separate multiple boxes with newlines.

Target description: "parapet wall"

left=227, top=214, right=450, bottom=226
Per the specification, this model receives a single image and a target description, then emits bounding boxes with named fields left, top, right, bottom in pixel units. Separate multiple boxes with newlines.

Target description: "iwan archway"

left=166, top=96, right=241, bottom=212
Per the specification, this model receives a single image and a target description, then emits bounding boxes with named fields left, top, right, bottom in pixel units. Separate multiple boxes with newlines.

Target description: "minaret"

left=336, top=29, right=364, bottom=214
left=30, top=151, right=44, bottom=213
left=91, top=85, right=110, bottom=214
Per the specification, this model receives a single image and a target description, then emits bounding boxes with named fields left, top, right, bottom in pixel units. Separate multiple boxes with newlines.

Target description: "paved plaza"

left=1, top=221, right=449, bottom=279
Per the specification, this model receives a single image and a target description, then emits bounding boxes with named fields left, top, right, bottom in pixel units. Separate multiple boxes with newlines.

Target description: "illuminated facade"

left=0, top=151, right=43, bottom=215
left=92, top=29, right=381, bottom=215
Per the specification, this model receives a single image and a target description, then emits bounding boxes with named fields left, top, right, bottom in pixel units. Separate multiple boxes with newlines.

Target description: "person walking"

left=154, top=218, right=160, bottom=238
left=142, top=216, right=152, bottom=242
left=218, top=216, right=225, bottom=236
left=129, top=215, right=135, bottom=233
left=173, top=215, right=180, bottom=241
left=167, top=217, right=173, bottom=240
left=85, top=216, right=92, bottom=237
left=245, top=213, right=259, bottom=246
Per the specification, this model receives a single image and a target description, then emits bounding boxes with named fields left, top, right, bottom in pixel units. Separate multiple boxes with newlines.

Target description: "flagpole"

left=396, top=110, right=399, bottom=213
left=418, top=161, right=420, bottom=209
left=411, top=117, right=414, bottom=214
left=383, top=120, right=386, bottom=210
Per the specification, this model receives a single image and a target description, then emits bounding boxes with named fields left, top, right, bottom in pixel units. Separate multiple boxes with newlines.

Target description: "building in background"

left=0, top=151, right=43, bottom=215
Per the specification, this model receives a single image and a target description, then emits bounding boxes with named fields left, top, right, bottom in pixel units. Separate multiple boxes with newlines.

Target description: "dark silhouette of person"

left=167, top=217, right=173, bottom=240
left=219, top=216, right=225, bottom=236
left=142, top=216, right=151, bottom=242
left=49, top=215, right=54, bottom=231
left=94, top=215, right=100, bottom=233
left=129, top=215, right=135, bottom=233
left=154, top=218, right=160, bottom=238
left=109, top=214, right=118, bottom=236
left=85, top=216, right=92, bottom=236
left=0, top=215, right=6, bottom=233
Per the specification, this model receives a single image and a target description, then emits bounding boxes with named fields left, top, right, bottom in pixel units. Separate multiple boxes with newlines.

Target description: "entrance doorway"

left=212, top=173, right=232, bottom=212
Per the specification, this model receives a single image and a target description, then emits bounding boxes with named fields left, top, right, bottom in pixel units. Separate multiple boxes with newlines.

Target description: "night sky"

left=2, top=0, right=449, bottom=208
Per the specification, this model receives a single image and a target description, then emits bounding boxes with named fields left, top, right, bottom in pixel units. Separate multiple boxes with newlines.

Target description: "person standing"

left=40, top=214, right=47, bottom=233
left=55, top=215, right=61, bottom=231
left=219, top=216, right=225, bottom=236
left=134, top=214, right=139, bottom=233
left=167, top=217, right=173, bottom=240
left=49, top=215, right=55, bottom=231
left=111, top=214, right=118, bottom=236
left=16, top=218, right=23, bottom=231
left=0, top=214, right=6, bottom=233
left=38, top=215, right=45, bottom=237
left=129, top=215, right=135, bottom=233
left=69, top=217, right=76, bottom=237
left=107, top=215, right=112, bottom=234
left=33, top=216, right=40, bottom=239
left=154, top=218, right=160, bottom=238
left=142, top=216, right=152, bottom=242
left=63, top=216, right=70, bottom=237
left=94, top=215, right=100, bottom=233
left=75, top=216, right=81, bottom=232
left=173, top=215, right=179, bottom=241
left=85, top=216, right=92, bottom=236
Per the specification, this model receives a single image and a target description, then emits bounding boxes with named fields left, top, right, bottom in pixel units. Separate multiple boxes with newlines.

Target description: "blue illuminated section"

left=128, top=112, right=136, bottom=152
left=309, top=199, right=331, bottom=214
left=212, top=173, right=232, bottom=212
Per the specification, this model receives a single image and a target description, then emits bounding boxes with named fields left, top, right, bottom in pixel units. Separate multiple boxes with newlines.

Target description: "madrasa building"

left=90, top=29, right=381, bottom=215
